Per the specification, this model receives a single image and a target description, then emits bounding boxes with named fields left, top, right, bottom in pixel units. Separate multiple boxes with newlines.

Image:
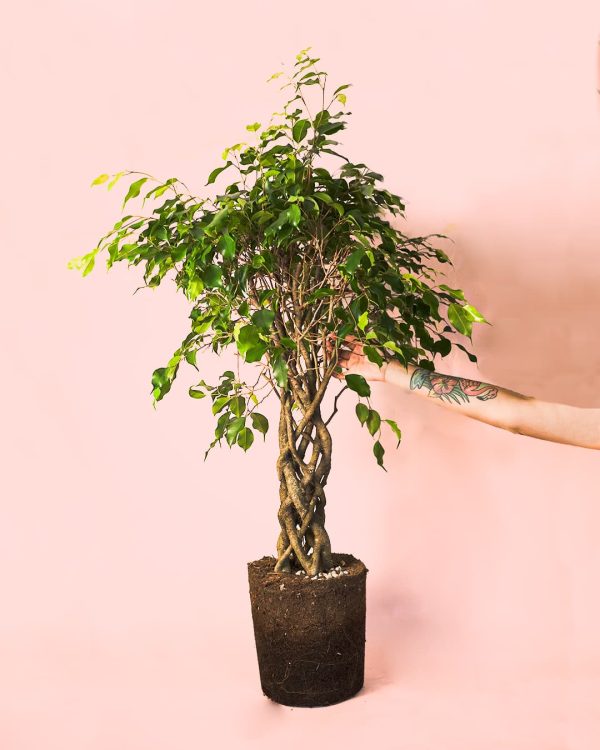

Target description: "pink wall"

left=3, top=1, right=600, bottom=747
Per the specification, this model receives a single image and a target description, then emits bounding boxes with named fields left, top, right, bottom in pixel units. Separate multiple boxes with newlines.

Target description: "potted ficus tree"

left=69, top=47, right=487, bottom=707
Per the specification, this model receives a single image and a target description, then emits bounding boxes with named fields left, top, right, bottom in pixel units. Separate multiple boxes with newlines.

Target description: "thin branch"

left=325, top=384, right=348, bottom=426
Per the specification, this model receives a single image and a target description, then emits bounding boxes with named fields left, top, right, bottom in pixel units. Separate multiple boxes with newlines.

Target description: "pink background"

left=3, top=1, right=600, bottom=747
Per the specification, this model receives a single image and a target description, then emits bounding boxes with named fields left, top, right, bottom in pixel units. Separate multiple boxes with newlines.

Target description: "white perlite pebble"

left=280, top=583, right=285, bottom=590
left=301, top=566, right=351, bottom=581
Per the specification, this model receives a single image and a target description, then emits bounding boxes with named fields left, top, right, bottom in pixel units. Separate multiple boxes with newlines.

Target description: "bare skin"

left=327, top=335, right=600, bottom=451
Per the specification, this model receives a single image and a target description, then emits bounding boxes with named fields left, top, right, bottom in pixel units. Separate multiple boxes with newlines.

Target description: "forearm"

left=383, top=360, right=600, bottom=450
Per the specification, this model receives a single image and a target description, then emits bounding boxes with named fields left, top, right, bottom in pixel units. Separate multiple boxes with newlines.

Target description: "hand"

left=326, top=334, right=388, bottom=382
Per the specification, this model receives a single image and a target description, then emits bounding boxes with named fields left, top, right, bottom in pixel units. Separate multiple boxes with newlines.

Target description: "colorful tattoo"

left=409, top=368, right=498, bottom=404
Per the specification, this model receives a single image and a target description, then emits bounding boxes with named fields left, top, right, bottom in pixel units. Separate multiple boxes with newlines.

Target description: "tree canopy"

left=69, top=46, right=489, bottom=471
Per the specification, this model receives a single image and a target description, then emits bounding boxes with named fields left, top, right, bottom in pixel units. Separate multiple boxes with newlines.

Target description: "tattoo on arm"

left=409, top=368, right=499, bottom=404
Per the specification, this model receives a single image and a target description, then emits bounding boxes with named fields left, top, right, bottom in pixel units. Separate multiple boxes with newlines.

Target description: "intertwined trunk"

left=255, top=229, right=343, bottom=575
left=274, top=390, right=335, bottom=575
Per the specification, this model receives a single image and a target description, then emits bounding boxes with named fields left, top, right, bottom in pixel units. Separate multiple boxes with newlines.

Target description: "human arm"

left=330, top=336, right=600, bottom=451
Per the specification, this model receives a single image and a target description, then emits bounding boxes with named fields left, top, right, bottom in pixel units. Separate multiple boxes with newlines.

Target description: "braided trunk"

left=274, top=392, right=334, bottom=575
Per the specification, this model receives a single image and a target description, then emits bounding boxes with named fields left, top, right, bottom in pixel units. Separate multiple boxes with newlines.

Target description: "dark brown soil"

left=247, top=552, right=368, bottom=707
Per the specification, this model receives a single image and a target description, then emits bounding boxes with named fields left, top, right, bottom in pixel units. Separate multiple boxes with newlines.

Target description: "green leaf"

left=439, top=284, right=465, bottom=300
left=355, top=403, right=369, bottom=426
left=234, top=322, right=264, bottom=361
left=448, top=303, right=473, bottom=338
left=380, top=340, right=400, bottom=353
left=279, top=336, right=296, bottom=349
left=373, top=440, right=386, bottom=470
left=151, top=224, right=168, bottom=242
left=333, top=83, right=352, bottom=96
left=246, top=344, right=269, bottom=363
left=91, top=173, right=109, bottom=186
left=367, top=409, right=381, bottom=436
left=237, top=325, right=260, bottom=356
left=145, top=180, right=175, bottom=201
left=357, top=311, right=368, bottom=331
left=345, top=373, right=371, bottom=397
left=292, top=119, right=310, bottom=142
left=344, top=248, right=364, bottom=274
left=246, top=122, right=261, bottom=132
left=187, top=276, right=204, bottom=300
left=206, top=207, right=229, bottom=233
left=185, top=349, right=198, bottom=368
left=237, top=427, right=254, bottom=451
left=463, top=303, right=488, bottom=324
left=271, top=349, right=288, bottom=388
left=202, top=265, right=223, bottom=289
left=422, top=289, right=440, bottom=317
left=226, top=417, right=246, bottom=446
left=206, top=161, right=233, bottom=185
left=363, top=345, right=384, bottom=367
left=188, top=386, right=206, bottom=399
left=212, top=396, right=230, bottom=415
left=306, top=287, right=334, bottom=302
left=287, top=203, right=301, bottom=227
left=219, top=233, right=236, bottom=261
left=252, top=309, right=275, bottom=330
left=265, top=208, right=291, bottom=235
left=229, top=395, right=245, bottom=416
left=251, top=412, right=269, bottom=437
left=122, top=177, right=149, bottom=209
left=215, top=411, right=232, bottom=438
left=385, top=419, right=402, bottom=447
left=204, top=437, right=219, bottom=461
left=151, top=367, right=172, bottom=402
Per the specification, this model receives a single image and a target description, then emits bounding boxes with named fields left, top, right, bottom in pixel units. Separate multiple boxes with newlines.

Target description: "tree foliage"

left=69, top=48, right=488, bottom=477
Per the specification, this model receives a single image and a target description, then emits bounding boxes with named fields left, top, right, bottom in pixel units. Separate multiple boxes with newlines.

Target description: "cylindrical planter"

left=247, top=552, right=368, bottom=707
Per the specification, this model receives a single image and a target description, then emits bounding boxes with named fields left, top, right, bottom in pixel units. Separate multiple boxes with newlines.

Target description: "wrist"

left=382, top=359, right=412, bottom=388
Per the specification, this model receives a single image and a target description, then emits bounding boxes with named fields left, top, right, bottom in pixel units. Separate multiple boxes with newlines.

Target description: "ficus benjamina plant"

left=69, top=47, right=489, bottom=575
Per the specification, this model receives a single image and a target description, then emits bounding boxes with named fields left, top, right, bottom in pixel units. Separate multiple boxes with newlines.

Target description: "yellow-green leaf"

left=91, top=173, right=109, bottom=186
left=107, top=171, right=126, bottom=191
left=463, top=304, right=488, bottom=324
left=122, top=177, right=149, bottom=209
left=448, top=303, right=473, bottom=338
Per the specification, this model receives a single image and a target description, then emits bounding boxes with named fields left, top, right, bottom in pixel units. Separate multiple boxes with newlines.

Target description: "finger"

left=337, top=345, right=355, bottom=360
